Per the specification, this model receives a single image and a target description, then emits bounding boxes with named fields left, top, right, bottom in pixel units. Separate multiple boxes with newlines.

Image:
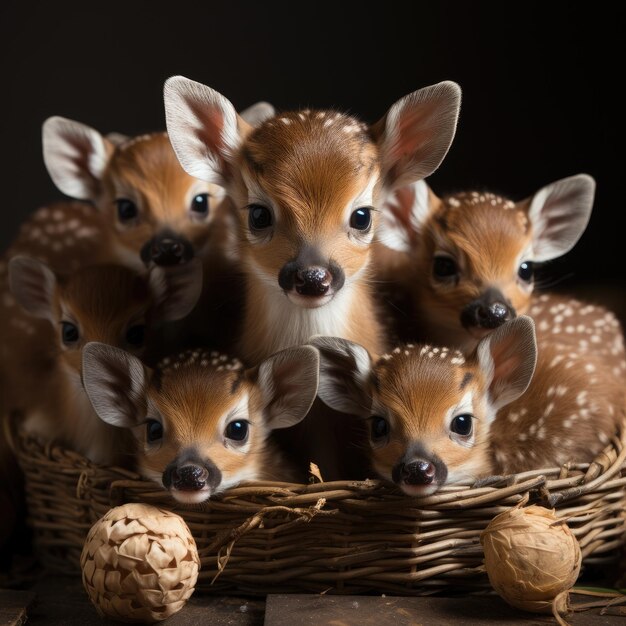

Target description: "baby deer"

left=312, top=316, right=625, bottom=495
left=163, top=75, right=461, bottom=363
left=42, top=102, right=274, bottom=269
left=377, top=176, right=604, bottom=350
left=2, top=257, right=201, bottom=464
left=82, top=344, right=319, bottom=503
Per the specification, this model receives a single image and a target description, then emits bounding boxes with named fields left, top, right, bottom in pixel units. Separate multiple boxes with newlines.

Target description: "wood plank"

left=264, top=594, right=619, bottom=626
left=0, top=590, right=35, bottom=626
left=21, top=577, right=264, bottom=625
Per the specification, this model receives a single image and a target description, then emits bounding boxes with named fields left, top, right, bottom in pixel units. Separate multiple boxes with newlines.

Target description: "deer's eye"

left=350, top=207, right=372, bottom=231
left=450, top=414, right=473, bottom=437
left=116, top=198, right=138, bottom=222
left=518, top=261, right=534, bottom=282
left=248, top=205, right=273, bottom=230
left=146, top=419, right=163, bottom=442
left=370, top=416, right=390, bottom=441
left=433, top=255, right=458, bottom=280
left=191, top=193, right=209, bottom=216
left=61, top=322, right=79, bottom=345
left=225, top=420, right=249, bottom=442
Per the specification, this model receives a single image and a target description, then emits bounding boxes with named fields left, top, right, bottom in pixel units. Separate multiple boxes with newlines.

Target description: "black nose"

left=461, top=290, right=515, bottom=330
left=140, top=233, right=194, bottom=266
left=398, top=460, right=436, bottom=485
left=278, top=257, right=345, bottom=297
left=171, top=464, right=208, bottom=491
left=295, top=266, right=332, bottom=296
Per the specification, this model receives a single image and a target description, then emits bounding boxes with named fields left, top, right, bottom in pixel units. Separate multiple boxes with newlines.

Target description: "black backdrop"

left=0, top=1, right=624, bottom=287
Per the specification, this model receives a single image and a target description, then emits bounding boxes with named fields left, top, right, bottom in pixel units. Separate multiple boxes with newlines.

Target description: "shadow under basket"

left=9, top=419, right=626, bottom=596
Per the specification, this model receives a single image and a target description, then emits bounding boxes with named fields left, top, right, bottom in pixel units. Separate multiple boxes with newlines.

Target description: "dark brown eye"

left=370, top=416, right=389, bottom=440
left=116, top=198, right=138, bottom=222
left=518, top=261, right=534, bottom=282
left=146, top=419, right=163, bottom=442
left=248, top=204, right=273, bottom=230
left=225, top=420, right=249, bottom=441
left=350, top=207, right=372, bottom=231
left=191, top=193, right=209, bottom=215
left=433, top=255, right=458, bottom=279
left=61, top=322, right=79, bottom=345
left=451, top=414, right=473, bottom=436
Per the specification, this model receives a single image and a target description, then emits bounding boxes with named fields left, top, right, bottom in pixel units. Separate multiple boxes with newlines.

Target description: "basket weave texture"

left=11, top=421, right=626, bottom=596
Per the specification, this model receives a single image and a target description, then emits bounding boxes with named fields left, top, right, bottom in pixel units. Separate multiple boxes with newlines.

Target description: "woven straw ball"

left=80, top=503, right=200, bottom=623
left=481, top=504, right=581, bottom=615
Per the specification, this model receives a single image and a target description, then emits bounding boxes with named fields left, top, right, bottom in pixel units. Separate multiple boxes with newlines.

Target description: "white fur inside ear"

left=82, top=343, right=146, bottom=428
left=379, top=81, right=461, bottom=190
left=42, top=116, right=109, bottom=200
left=379, top=180, right=431, bottom=251
left=477, top=317, right=537, bottom=414
left=163, top=76, right=240, bottom=186
left=255, top=346, right=320, bottom=430
left=528, top=174, right=595, bottom=262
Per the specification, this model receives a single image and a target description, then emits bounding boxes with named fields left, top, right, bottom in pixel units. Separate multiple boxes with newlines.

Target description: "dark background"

left=0, top=2, right=623, bottom=295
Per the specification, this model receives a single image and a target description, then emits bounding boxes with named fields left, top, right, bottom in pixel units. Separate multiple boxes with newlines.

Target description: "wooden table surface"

left=1, top=577, right=624, bottom=625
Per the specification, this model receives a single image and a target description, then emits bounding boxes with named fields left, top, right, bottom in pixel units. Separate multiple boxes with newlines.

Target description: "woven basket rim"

left=9, top=415, right=626, bottom=510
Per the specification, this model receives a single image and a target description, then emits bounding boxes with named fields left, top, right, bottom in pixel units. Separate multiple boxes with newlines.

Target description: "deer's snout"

left=392, top=447, right=448, bottom=496
left=461, top=288, right=516, bottom=331
left=140, top=231, right=194, bottom=267
left=278, top=252, right=345, bottom=306
left=396, top=460, right=436, bottom=485
left=162, top=454, right=222, bottom=502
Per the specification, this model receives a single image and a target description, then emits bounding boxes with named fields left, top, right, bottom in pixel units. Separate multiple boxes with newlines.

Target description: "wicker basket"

left=8, top=418, right=626, bottom=596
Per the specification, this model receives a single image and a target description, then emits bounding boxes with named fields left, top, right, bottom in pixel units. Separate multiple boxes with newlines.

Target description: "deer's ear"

left=82, top=343, right=149, bottom=428
left=373, top=81, right=461, bottom=192
left=164, top=76, right=251, bottom=186
left=521, top=174, right=595, bottom=262
left=42, top=116, right=114, bottom=201
left=379, top=180, right=439, bottom=252
left=476, top=316, right=537, bottom=415
left=8, top=256, right=57, bottom=322
left=308, top=336, right=374, bottom=416
left=248, top=346, right=320, bottom=430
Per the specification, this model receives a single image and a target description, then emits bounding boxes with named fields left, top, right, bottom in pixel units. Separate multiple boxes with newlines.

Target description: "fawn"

left=312, top=316, right=625, bottom=496
left=82, top=343, right=319, bottom=503
left=42, top=101, right=274, bottom=268
left=376, top=176, right=609, bottom=346
left=162, top=76, right=461, bottom=479
left=376, top=176, right=626, bottom=383
left=41, top=103, right=273, bottom=351
left=1, top=256, right=201, bottom=465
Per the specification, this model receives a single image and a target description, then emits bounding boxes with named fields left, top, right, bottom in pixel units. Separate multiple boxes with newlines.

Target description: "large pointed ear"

left=248, top=346, right=320, bottom=430
left=239, top=101, right=275, bottom=126
left=148, top=258, right=203, bottom=322
left=42, top=116, right=114, bottom=201
left=308, top=336, right=374, bottom=416
left=372, top=81, right=461, bottom=192
left=476, top=316, right=537, bottom=414
left=164, top=76, right=251, bottom=186
left=378, top=180, right=441, bottom=252
left=82, top=342, right=148, bottom=428
left=8, top=256, right=57, bottom=322
left=521, top=174, right=595, bottom=262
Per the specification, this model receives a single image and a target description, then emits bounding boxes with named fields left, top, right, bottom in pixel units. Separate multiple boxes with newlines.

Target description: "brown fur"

left=138, top=355, right=298, bottom=489
left=364, top=335, right=624, bottom=487
left=0, top=263, right=177, bottom=465
left=230, top=111, right=385, bottom=362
